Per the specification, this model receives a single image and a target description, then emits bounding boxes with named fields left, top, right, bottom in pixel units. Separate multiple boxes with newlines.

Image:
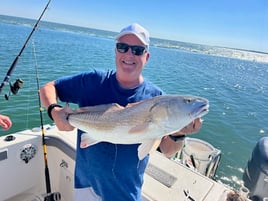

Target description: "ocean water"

left=0, top=15, right=267, bottom=190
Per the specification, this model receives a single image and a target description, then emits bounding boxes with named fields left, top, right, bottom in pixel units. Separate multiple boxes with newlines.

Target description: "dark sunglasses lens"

left=116, top=43, right=129, bottom=53
left=131, top=46, right=145, bottom=56
left=116, top=43, right=146, bottom=56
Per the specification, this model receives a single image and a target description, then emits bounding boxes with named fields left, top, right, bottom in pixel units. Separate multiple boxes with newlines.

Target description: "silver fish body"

left=67, top=95, right=209, bottom=160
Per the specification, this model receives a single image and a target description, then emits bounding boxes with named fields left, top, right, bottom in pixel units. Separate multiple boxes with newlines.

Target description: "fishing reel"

left=44, top=192, right=61, bottom=201
left=4, top=78, right=23, bottom=100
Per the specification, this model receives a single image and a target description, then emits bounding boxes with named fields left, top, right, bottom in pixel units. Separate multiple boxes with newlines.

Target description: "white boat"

left=1, top=2, right=267, bottom=200
left=2, top=124, right=262, bottom=201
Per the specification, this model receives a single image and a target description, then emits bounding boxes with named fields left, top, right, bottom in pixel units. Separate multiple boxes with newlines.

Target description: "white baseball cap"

left=115, top=23, right=150, bottom=46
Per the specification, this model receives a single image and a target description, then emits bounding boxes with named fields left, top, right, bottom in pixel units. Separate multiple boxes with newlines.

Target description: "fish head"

left=150, top=95, right=209, bottom=133
left=180, top=95, right=209, bottom=119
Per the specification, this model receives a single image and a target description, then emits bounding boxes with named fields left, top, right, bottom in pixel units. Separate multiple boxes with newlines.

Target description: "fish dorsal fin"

left=125, top=101, right=144, bottom=108
left=75, top=103, right=124, bottom=113
left=106, top=103, right=125, bottom=112
left=137, top=139, right=161, bottom=160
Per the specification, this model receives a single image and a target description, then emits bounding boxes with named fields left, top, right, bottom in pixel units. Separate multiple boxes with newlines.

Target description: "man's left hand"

left=172, top=118, right=203, bottom=136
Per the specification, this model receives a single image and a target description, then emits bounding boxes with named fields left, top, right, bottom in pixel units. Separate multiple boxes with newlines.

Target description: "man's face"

left=115, top=34, right=149, bottom=88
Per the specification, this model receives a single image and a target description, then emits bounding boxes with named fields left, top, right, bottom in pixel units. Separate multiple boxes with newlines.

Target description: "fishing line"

left=0, top=0, right=51, bottom=99
left=32, top=41, right=61, bottom=201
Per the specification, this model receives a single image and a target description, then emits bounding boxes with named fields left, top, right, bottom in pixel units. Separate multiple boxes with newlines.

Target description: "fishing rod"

left=0, top=0, right=51, bottom=100
left=2, top=0, right=59, bottom=199
left=32, top=41, right=61, bottom=201
left=30, top=2, right=60, bottom=200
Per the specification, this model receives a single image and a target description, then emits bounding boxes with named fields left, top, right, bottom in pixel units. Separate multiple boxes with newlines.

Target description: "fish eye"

left=184, top=98, right=193, bottom=104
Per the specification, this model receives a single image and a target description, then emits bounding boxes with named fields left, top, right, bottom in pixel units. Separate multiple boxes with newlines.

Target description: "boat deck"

left=0, top=125, right=248, bottom=201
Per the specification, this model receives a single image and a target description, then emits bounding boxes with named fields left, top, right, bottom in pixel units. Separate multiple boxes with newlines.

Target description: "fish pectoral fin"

left=80, top=132, right=99, bottom=148
left=137, top=139, right=162, bottom=160
left=128, top=123, right=150, bottom=134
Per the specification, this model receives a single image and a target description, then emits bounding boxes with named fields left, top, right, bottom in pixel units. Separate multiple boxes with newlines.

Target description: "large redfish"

left=67, top=95, right=209, bottom=160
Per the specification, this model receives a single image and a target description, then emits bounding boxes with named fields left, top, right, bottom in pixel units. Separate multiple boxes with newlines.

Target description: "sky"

left=0, top=0, right=268, bottom=53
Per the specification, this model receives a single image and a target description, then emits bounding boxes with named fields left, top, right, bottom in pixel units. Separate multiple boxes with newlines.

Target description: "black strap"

left=47, top=104, right=62, bottom=120
left=169, top=134, right=186, bottom=142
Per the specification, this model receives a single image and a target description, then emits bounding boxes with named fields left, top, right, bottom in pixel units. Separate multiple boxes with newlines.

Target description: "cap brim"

left=115, top=32, right=148, bottom=46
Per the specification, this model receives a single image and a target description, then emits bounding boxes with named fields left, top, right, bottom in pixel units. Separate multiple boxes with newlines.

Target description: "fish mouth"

left=192, top=104, right=209, bottom=118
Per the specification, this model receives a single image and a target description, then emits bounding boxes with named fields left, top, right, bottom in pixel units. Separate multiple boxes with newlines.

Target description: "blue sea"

left=0, top=15, right=267, bottom=190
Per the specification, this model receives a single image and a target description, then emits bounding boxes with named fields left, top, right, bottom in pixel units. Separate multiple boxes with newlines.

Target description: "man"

left=40, top=23, right=201, bottom=201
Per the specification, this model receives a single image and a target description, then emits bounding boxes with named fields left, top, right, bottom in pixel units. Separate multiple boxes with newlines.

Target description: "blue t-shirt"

left=55, top=69, right=163, bottom=201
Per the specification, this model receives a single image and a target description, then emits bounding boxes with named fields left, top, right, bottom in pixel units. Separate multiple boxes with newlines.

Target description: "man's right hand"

left=52, top=106, right=75, bottom=131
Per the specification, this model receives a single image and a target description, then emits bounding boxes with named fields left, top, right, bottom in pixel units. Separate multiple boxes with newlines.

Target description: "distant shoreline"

left=1, top=14, right=267, bottom=63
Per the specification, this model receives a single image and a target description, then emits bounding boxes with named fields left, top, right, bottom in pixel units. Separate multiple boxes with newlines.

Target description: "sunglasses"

left=116, top=43, right=147, bottom=56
